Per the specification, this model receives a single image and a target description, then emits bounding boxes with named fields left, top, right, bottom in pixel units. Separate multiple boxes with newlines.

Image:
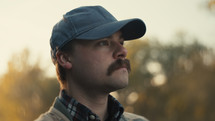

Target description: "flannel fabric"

left=59, top=90, right=124, bottom=121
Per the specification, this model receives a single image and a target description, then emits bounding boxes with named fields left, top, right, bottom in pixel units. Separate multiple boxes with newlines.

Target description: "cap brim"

left=76, top=18, right=146, bottom=40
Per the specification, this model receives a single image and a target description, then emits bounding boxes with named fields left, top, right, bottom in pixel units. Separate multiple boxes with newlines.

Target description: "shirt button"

left=89, top=114, right=96, bottom=120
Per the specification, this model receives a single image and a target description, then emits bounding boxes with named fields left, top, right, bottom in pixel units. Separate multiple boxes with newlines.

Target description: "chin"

left=106, top=69, right=129, bottom=91
left=109, top=79, right=129, bottom=92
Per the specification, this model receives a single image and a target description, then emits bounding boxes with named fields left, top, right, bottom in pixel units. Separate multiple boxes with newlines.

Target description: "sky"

left=0, top=0, right=215, bottom=76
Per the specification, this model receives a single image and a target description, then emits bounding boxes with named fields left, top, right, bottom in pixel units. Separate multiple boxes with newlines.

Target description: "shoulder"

left=34, top=108, right=70, bottom=121
left=121, top=112, right=149, bottom=121
left=35, top=97, right=71, bottom=121
left=34, top=112, right=55, bottom=121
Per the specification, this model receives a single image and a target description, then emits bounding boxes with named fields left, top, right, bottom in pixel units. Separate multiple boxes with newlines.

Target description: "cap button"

left=89, top=114, right=96, bottom=120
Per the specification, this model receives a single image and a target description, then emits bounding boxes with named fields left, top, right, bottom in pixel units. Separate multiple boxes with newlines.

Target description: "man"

left=35, top=5, right=148, bottom=121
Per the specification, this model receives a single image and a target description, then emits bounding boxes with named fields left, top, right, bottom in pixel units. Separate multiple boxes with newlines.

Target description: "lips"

left=116, top=64, right=128, bottom=70
left=107, top=59, right=131, bottom=76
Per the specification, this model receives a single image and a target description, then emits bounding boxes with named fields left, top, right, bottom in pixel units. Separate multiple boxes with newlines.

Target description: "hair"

left=53, top=40, right=77, bottom=89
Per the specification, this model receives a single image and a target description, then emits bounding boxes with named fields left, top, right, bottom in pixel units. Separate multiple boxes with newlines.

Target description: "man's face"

left=69, top=31, right=131, bottom=94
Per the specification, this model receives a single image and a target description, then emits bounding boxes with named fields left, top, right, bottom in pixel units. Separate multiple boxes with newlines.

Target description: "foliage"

left=208, top=0, right=215, bottom=11
left=118, top=36, right=215, bottom=121
left=0, top=34, right=215, bottom=121
left=0, top=49, right=59, bottom=121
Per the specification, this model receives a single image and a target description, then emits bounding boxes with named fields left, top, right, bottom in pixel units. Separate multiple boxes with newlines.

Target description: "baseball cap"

left=50, top=5, right=146, bottom=60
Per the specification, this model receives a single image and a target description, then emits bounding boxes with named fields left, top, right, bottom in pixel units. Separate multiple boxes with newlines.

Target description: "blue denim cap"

left=50, top=6, right=146, bottom=60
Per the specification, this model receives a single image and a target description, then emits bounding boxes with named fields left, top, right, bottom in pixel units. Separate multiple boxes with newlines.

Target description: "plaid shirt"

left=59, top=90, right=124, bottom=121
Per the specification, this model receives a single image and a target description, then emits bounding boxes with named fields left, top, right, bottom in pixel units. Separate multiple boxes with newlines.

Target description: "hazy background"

left=0, top=0, right=215, bottom=121
left=0, top=0, right=215, bottom=75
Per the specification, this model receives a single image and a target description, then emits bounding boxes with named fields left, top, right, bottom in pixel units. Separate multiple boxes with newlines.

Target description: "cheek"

left=75, top=53, right=107, bottom=72
left=73, top=47, right=113, bottom=74
left=88, top=56, right=109, bottom=72
left=88, top=57, right=113, bottom=79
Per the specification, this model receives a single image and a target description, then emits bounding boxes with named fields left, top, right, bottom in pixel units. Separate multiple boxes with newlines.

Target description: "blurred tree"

left=208, top=0, right=215, bottom=10
left=0, top=34, right=215, bottom=121
left=117, top=34, right=215, bottom=121
left=203, top=0, right=215, bottom=13
left=0, top=49, right=59, bottom=121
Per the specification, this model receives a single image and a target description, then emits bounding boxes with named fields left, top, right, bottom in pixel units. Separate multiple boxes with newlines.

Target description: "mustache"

left=107, top=59, right=131, bottom=76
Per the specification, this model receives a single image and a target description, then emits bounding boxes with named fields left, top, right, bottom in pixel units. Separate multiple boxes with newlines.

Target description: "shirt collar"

left=59, top=90, right=124, bottom=121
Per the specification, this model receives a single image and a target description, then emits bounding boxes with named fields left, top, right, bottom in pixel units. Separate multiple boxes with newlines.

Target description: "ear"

left=56, top=51, right=72, bottom=69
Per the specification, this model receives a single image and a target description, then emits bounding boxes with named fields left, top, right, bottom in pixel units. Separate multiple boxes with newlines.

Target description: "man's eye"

left=98, top=40, right=110, bottom=46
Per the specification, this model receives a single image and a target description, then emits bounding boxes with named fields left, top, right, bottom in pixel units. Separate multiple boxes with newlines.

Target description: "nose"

left=113, top=42, right=128, bottom=59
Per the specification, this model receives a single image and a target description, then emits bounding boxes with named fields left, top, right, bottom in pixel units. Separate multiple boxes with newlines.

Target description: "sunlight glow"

left=146, top=61, right=162, bottom=74
left=0, top=0, right=215, bottom=75
left=126, top=92, right=139, bottom=105
left=151, top=74, right=167, bottom=86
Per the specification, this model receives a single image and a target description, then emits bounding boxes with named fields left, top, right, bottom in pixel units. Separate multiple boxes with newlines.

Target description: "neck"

left=65, top=84, right=109, bottom=121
